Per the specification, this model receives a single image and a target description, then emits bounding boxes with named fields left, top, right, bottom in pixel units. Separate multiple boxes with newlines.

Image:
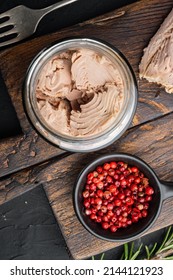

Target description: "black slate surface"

left=0, top=73, right=22, bottom=139
left=0, top=185, right=70, bottom=260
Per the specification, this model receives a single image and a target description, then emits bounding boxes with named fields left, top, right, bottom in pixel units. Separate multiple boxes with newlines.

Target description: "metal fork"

left=0, top=0, right=78, bottom=48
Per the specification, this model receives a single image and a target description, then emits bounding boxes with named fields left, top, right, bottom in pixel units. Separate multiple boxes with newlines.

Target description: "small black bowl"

left=73, top=153, right=173, bottom=242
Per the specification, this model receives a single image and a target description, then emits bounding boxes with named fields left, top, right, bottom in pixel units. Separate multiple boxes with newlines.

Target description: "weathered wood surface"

left=0, top=0, right=173, bottom=177
left=0, top=0, right=173, bottom=259
left=1, top=113, right=173, bottom=259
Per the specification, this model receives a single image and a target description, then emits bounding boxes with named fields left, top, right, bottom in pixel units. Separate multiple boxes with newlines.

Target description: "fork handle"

left=38, top=0, right=78, bottom=18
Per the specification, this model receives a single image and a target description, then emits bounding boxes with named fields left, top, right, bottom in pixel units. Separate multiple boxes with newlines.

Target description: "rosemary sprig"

left=145, top=242, right=157, bottom=260
left=157, top=226, right=172, bottom=252
left=145, top=226, right=173, bottom=260
left=91, top=225, right=173, bottom=260
left=121, top=242, right=143, bottom=260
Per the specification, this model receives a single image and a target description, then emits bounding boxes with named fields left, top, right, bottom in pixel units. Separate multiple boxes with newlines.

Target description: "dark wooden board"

left=0, top=0, right=173, bottom=177
left=49, top=114, right=173, bottom=259
left=1, top=112, right=173, bottom=259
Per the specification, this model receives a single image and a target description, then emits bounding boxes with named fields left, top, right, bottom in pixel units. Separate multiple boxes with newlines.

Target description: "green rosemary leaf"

left=131, top=244, right=143, bottom=260
left=124, top=243, right=129, bottom=260
left=157, top=226, right=172, bottom=253
left=164, top=256, right=173, bottom=260
left=149, top=242, right=158, bottom=257
left=169, top=232, right=173, bottom=240
left=129, top=242, right=134, bottom=259
left=121, top=252, right=125, bottom=260
left=100, top=253, right=105, bottom=260
left=131, top=251, right=139, bottom=260
left=145, top=245, right=150, bottom=260
left=165, top=234, right=173, bottom=246
left=92, top=256, right=95, bottom=260
left=159, top=244, right=173, bottom=253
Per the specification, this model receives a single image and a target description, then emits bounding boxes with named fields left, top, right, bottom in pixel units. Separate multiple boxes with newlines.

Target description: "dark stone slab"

left=0, top=185, right=70, bottom=259
left=0, top=73, right=22, bottom=139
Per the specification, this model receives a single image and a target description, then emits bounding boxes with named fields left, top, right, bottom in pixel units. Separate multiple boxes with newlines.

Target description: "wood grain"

left=0, top=0, right=173, bottom=260
left=0, top=0, right=173, bottom=177
left=32, top=115, right=173, bottom=259
left=1, top=112, right=173, bottom=259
